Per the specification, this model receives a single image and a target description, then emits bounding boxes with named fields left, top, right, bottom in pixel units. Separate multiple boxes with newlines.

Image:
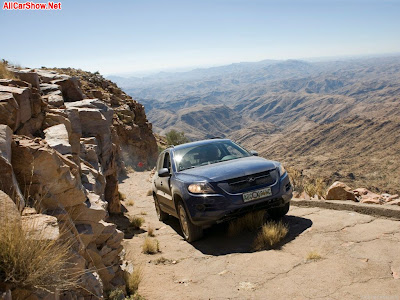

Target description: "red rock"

left=326, top=181, right=356, bottom=201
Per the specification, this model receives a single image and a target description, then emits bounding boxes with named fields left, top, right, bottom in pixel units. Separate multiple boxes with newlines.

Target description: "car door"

left=155, top=151, right=174, bottom=211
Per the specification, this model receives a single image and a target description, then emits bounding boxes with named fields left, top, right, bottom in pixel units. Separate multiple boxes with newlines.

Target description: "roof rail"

left=209, top=136, right=223, bottom=139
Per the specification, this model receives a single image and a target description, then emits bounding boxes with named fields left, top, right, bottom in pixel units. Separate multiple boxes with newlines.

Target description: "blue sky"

left=1, top=0, right=399, bottom=75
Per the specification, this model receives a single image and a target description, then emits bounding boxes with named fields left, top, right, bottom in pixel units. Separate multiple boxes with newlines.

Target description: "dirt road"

left=118, top=171, right=400, bottom=300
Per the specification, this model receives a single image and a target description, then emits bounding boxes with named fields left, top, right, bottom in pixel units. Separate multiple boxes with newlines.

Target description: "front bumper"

left=185, top=172, right=293, bottom=226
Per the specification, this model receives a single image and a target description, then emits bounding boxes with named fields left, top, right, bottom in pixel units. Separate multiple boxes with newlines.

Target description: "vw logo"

left=248, top=177, right=255, bottom=183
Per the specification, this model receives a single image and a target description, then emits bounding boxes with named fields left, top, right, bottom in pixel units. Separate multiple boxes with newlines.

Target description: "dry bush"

left=140, top=211, right=147, bottom=215
left=0, top=219, right=79, bottom=292
left=228, top=210, right=265, bottom=236
left=142, top=237, right=160, bottom=254
left=146, top=189, right=152, bottom=196
left=0, top=61, right=16, bottom=79
left=118, top=191, right=127, bottom=201
left=286, top=166, right=304, bottom=193
left=147, top=224, right=155, bottom=237
left=306, top=251, right=322, bottom=260
left=125, top=265, right=143, bottom=295
left=304, top=177, right=328, bottom=199
left=126, top=166, right=135, bottom=174
left=129, top=216, right=144, bottom=229
left=253, top=221, right=289, bottom=251
left=153, top=257, right=173, bottom=265
left=127, top=199, right=134, bottom=206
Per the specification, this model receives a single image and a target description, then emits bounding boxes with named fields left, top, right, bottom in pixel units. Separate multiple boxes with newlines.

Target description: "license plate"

left=243, top=187, right=272, bottom=202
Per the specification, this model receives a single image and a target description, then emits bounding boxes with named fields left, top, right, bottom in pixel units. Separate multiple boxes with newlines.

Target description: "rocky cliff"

left=0, top=64, right=158, bottom=298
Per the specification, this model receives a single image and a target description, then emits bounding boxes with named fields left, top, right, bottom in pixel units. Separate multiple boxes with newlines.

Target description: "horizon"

left=1, top=0, right=400, bottom=75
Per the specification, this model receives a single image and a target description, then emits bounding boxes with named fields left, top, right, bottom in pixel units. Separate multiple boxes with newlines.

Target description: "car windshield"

left=173, top=140, right=251, bottom=171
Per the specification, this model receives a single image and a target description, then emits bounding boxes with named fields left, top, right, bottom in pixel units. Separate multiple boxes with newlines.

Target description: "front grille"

left=218, top=169, right=277, bottom=193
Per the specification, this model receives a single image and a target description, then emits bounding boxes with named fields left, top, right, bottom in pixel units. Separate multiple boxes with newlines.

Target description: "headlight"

left=188, top=182, right=215, bottom=194
left=278, top=164, right=287, bottom=177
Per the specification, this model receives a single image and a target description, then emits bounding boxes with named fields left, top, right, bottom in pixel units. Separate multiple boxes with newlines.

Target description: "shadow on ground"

left=164, top=214, right=312, bottom=256
left=108, top=213, right=146, bottom=239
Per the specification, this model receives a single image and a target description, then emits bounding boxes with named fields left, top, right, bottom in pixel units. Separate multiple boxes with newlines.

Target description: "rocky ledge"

left=0, top=66, right=158, bottom=298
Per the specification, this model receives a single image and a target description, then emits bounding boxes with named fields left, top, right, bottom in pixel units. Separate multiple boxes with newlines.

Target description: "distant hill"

left=111, top=55, right=400, bottom=193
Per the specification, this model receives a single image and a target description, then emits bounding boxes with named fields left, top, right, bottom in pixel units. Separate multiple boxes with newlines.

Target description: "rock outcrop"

left=0, top=65, right=158, bottom=298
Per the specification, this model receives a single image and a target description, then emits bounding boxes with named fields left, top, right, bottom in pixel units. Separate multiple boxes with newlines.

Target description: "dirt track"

left=118, top=171, right=400, bottom=300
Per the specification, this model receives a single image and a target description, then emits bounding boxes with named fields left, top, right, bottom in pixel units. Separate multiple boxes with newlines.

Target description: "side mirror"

left=249, top=150, right=259, bottom=156
left=158, top=168, right=170, bottom=177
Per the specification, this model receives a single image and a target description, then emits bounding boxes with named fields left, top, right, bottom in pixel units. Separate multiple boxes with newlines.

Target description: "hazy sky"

left=1, top=0, right=399, bottom=75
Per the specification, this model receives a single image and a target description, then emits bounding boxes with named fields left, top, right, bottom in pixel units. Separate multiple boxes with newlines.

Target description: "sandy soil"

left=118, top=171, right=400, bottom=300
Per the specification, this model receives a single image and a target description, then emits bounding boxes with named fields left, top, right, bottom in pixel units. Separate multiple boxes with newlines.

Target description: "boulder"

left=43, top=93, right=64, bottom=107
left=21, top=214, right=60, bottom=240
left=44, top=123, right=72, bottom=155
left=326, top=181, right=356, bottom=201
left=12, top=136, right=87, bottom=209
left=0, top=190, right=21, bottom=225
left=0, top=85, right=32, bottom=123
left=0, top=92, right=20, bottom=131
left=381, top=193, right=399, bottom=203
left=14, top=69, right=40, bottom=89
left=40, top=83, right=61, bottom=95
left=0, top=125, right=25, bottom=208
left=353, top=188, right=383, bottom=204
left=52, top=77, right=84, bottom=102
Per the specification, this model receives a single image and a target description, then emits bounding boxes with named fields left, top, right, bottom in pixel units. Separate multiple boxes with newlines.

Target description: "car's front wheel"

left=153, top=194, right=169, bottom=221
left=177, top=202, right=203, bottom=242
left=267, top=202, right=290, bottom=220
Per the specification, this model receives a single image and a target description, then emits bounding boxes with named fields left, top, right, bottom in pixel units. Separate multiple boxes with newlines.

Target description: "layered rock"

left=0, top=65, right=158, bottom=298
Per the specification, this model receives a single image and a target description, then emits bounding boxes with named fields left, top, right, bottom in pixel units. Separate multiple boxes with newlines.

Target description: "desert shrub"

left=146, top=189, right=152, bottom=196
left=125, top=266, right=143, bottom=295
left=142, top=237, right=160, bottom=254
left=129, top=216, right=144, bottom=229
left=126, top=199, right=134, bottom=206
left=165, top=129, right=189, bottom=146
left=108, top=288, right=125, bottom=300
left=0, top=61, right=16, bottom=79
left=0, top=219, right=78, bottom=292
left=306, top=251, right=322, bottom=260
left=304, top=177, right=328, bottom=199
left=253, top=221, right=289, bottom=251
left=147, top=224, right=155, bottom=237
left=118, top=191, right=127, bottom=201
left=153, top=257, right=173, bottom=265
left=228, top=210, right=265, bottom=236
left=286, top=166, right=304, bottom=193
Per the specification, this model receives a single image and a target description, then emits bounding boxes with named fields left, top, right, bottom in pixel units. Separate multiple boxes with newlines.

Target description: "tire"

left=153, top=194, right=169, bottom=221
left=177, top=202, right=203, bottom=242
left=267, top=202, right=290, bottom=220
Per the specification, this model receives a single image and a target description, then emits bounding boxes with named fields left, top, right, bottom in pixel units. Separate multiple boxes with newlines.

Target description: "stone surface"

left=21, top=214, right=60, bottom=240
left=0, top=92, right=20, bottom=131
left=52, top=77, right=84, bottom=102
left=14, top=69, right=40, bottom=89
left=44, top=123, right=72, bottom=155
left=326, top=181, right=356, bottom=201
left=0, top=85, right=32, bottom=123
left=0, top=125, right=25, bottom=208
left=0, top=190, right=21, bottom=225
left=12, top=136, right=86, bottom=209
left=354, top=188, right=383, bottom=204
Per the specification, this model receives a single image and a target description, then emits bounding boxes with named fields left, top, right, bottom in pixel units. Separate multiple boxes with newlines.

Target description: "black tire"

left=267, top=202, right=290, bottom=220
left=177, top=202, right=203, bottom=242
left=153, top=194, right=169, bottom=221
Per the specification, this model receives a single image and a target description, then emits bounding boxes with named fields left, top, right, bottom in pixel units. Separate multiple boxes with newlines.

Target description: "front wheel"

left=267, top=202, right=290, bottom=220
left=177, top=202, right=203, bottom=242
left=153, top=194, right=169, bottom=221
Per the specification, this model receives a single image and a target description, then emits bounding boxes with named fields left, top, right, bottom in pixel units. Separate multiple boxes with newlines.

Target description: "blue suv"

left=152, top=139, right=292, bottom=242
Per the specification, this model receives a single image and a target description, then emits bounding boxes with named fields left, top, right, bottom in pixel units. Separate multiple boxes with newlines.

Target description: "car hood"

left=176, top=156, right=278, bottom=182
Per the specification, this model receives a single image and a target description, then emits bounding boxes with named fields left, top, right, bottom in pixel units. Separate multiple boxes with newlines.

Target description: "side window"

left=163, top=152, right=171, bottom=172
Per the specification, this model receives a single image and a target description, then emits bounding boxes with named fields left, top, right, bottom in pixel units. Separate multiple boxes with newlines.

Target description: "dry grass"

left=228, top=210, right=265, bottom=236
left=140, top=211, right=147, bottom=215
left=129, top=216, right=144, bottom=229
left=306, top=251, right=322, bottom=261
left=304, top=177, right=328, bottom=199
left=0, top=61, right=16, bottom=79
left=147, top=224, right=155, bottom=237
left=126, top=199, right=134, bottom=206
left=118, top=191, right=127, bottom=201
left=253, top=221, right=289, bottom=251
left=125, top=265, right=143, bottom=295
left=146, top=189, right=152, bottom=196
left=0, top=219, right=78, bottom=292
left=153, top=257, right=173, bottom=265
left=142, top=237, right=160, bottom=254
left=126, top=166, right=135, bottom=174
